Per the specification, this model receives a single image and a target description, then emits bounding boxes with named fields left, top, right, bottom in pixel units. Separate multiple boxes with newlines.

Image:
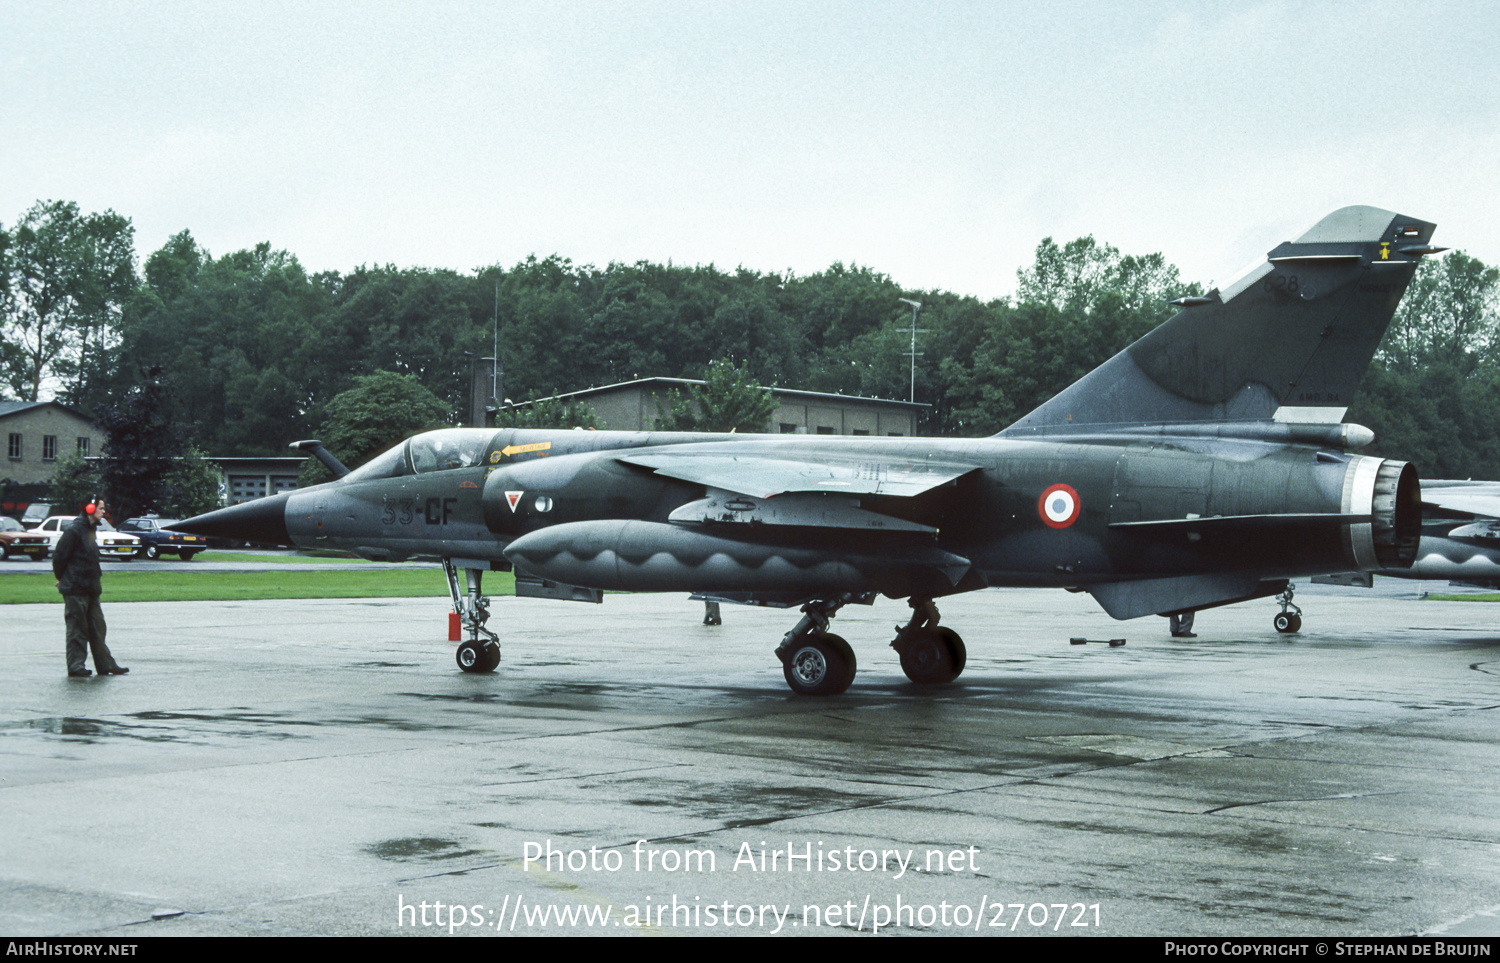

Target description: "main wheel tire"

left=825, top=633, right=856, bottom=680
left=782, top=632, right=856, bottom=696
left=937, top=627, right=967, bottom=679
left=899, top=627, right=961, bottom=684
left=480, top=640, right=501, bottom=671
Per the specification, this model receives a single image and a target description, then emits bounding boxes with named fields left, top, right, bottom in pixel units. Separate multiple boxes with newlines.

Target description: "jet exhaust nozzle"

left=1344, top=458, right=1421, bottom=570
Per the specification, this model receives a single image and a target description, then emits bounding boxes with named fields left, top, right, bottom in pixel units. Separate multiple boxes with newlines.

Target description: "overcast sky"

left=3, top=1, right=1496, bottom=301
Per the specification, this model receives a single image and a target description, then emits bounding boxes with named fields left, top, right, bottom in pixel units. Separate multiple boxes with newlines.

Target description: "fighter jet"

left=177, top=206, right=1441, bottom=695
left=1384, top=480, right=1500, bottom=586
left=1292, top=480, right=1500, bottom=620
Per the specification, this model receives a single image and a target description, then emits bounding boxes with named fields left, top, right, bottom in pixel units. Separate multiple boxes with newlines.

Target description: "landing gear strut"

left=444, top=559, right=501, bottom=672
left=891, top=598, right=966, bottom=684
left=773, top=594, right=869, bottom=695
left=1273, top=584, right=1303, bottom=634
left=1168, top=611, right=1196, bottom=638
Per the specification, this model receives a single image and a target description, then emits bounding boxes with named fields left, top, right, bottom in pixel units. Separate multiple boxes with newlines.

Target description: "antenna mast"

left=493, top=282, right=500, bottom=408
left=898, top=298, right=926, bottom=404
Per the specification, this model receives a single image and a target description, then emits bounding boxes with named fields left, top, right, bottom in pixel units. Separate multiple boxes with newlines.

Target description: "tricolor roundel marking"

left=1038, top=483, right=1081, bottom=529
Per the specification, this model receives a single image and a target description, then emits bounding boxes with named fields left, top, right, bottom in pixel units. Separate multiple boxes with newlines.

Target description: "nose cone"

left=176, top=492, right=293, bottom=546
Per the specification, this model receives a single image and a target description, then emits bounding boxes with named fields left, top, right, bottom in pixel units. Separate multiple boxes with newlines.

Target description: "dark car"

left=118, top=516, right=209, bottom=560
left=0, top=516, right=50, bottom=560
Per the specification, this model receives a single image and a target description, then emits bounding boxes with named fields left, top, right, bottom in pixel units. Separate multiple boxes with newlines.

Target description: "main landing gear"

left=1272, top=583, right=1303, bottom=634
left=772, top=595, right=968, bottom=695
left=444, top=559, right=501, bottom=673
left=774, top=594, right=865, bottom=696
left=891, top=598, right=966, bottom=685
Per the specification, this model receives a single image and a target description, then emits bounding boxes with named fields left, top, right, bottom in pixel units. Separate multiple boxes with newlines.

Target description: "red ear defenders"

left=84, top=499, right=97, bottom=515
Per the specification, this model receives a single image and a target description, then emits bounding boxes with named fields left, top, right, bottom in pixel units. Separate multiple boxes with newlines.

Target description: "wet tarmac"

left=3, top=581, right=1499, bottom=936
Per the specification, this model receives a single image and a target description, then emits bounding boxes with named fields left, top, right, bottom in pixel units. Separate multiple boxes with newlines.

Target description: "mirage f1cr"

left=178, top=206, right=1439, bottom=695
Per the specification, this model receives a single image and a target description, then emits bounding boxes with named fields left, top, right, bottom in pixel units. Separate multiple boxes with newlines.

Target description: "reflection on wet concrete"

left=16, top=714, right=309, bottom=744
left=19, top=717, right=161, bottom=743
left=365, top=837, right=486, bottom=862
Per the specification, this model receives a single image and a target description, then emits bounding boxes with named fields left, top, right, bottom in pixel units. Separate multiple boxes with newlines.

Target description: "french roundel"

left=1038, top=483, right=1081, bottom=529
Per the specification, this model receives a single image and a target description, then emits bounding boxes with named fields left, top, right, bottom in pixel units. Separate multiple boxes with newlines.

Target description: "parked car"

left=118, top=516, right=208, bottom=559
left=0, top=516, right=50, bottom=560
left=29, top=516, right=140, bottom=559
left=19, top=502, right=52, bottom=527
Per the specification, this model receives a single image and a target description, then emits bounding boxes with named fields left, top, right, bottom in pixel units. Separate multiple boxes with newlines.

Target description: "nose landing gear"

left=444, top=559, right=501, bottom=672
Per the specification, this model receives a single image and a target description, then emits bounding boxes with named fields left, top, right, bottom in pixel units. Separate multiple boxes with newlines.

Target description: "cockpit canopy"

left=343, top=428, right=495, bottom=482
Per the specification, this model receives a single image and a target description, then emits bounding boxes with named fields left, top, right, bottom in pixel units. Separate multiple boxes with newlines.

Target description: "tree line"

left=4, top=198, right=1499, bottom=489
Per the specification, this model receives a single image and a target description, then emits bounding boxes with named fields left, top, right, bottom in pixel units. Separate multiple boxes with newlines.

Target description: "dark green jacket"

left=53, top=515, right=102, bottom=596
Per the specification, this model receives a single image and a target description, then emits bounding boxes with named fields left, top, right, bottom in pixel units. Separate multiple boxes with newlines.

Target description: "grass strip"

left=0, top=569, right=518, bottom=604
left=1424, top=593, right=1500, bottom=602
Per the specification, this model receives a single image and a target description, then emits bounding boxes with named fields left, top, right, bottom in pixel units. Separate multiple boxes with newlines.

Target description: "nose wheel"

left=456, top=638, right=501, bottom=673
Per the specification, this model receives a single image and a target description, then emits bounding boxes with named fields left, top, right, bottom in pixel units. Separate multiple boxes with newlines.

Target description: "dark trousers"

left=64, top=594, right=118, bottom=673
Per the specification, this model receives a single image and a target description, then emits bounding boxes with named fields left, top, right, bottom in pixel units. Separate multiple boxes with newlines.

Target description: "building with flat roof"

left=520, top=377, right=925, bottom=436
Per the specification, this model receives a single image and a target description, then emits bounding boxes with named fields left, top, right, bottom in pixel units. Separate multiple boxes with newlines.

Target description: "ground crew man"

left=54, top=498, right=128, bottom=678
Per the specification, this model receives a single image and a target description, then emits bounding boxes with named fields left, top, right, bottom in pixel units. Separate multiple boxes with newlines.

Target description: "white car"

left=30, top=516, right=141, bottom=559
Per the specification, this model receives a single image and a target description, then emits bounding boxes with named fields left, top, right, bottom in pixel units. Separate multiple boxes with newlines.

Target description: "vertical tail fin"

left=1001, top=206, right=1441, bottom=435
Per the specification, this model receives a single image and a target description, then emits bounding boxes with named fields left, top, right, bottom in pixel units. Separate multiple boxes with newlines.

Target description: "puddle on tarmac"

left=400, top=687, right=610, bottom=711
left=365, top=836, right=486, bottom=861
left=14, top=717, right=178, bottom=743
left=626, top=782, right=881, bottom=825
left=8, top=711, right=322, bottom=745
left=12, top=712, right=322, bottom=745
left=130, top=710, right=321, bottom=726
left=401, top=692, right=509, bottom=704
